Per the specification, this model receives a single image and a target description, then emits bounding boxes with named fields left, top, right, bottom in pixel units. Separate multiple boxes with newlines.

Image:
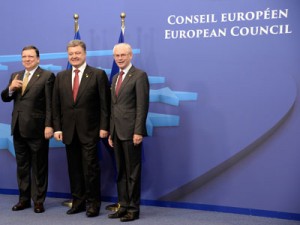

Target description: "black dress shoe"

left=108, top=209, right=127, bottom=219
left=34, top=203, right=45, bottom=213
left=66, top=206, right=86, bottom=215
left=120, top=212, right=139, bottom=222
left=12, top=202, right=31, bottom=211
left=86, top=207, right=100, bottom=217
left=105, top=202, right=120, bottom=211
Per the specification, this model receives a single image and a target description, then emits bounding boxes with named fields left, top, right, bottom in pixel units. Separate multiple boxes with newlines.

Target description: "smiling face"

left=67, top=45, right=86, bottom=68
left=22, top=49, right=40, bottom=71
left=113, top=44, right=133, bottom=70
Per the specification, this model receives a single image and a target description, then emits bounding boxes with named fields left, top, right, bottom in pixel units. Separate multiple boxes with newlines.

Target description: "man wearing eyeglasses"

left=108, top=43, right=149, bottom=222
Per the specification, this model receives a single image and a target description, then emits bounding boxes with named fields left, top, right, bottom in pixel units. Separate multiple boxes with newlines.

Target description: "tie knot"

left=74, top=69, right=80, bottom=75
left=120, top=70, right=124, bottom=76
left=25, top=72, right=30, bottom=77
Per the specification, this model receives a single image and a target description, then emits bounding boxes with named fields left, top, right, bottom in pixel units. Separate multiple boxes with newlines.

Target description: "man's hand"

left=44, top=127, right=54, bottom=139
left=54, top=132, right=63, bottom=141
left=9, top=74, right=22, bottom=92
left=99, top=130, right=108, bottom=138
left=133, top=134, right=143, bottom=146
left=108, top=135, right=114, bottom=148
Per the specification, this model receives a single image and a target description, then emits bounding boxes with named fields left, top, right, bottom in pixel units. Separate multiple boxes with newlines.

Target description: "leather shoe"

left=86, top=207, right=100, bottom=217
left=108, top=209, right=127, bottom=219
left=12, top=201, right=31, bottom=211
left=34, top=203, right=45, bottom=213
left=120, top=212, right=139, bottom=222
left=66, top=206, right=86, bottom=215
left=105, top=202, right=120, bottom=211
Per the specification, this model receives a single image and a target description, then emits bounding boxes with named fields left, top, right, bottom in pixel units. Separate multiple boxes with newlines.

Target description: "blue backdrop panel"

left=0, top=0, right=299, bottom=219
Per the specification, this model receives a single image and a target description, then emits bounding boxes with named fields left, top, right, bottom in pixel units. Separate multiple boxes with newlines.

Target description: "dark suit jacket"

left=1, top=67, right=55, bottom=138
left=52, top=65, right=110, bottom=145
left=110, top=65, right=149, bottom=140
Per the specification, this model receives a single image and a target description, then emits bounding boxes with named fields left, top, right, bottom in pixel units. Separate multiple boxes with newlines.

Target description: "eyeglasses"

left=113, top=53, right=129, bottom=58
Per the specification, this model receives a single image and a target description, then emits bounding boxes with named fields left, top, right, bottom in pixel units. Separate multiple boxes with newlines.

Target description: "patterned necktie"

left=22, top=72, right=30, bottom=95
left=115, top=70, right=124, bottom=96
left=73, top=69, right=80, bottom=101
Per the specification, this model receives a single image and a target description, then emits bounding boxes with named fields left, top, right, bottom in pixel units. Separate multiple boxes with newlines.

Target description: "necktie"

left=115, top=70, right=124, bottom=96
left=73, top=69, right=80, bottom=101
left=22, top=72, right=30, bottom=95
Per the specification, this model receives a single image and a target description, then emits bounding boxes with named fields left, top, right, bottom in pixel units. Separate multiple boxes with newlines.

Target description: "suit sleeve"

left=97, top=70, right=111, bottom=131
left=52, top=73, right=62, bottom=132
left=44, top=72, right=55, bottom=127
left=1, top=73, right=18, bottom=102
left=134, top=71, right=150, bottom=136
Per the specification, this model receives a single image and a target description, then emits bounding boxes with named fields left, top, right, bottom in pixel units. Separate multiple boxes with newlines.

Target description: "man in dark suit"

left=108, top=43, right=149, bottom=222
left=52, top=40, right=110, bottom=217
left=1, top=45, right=55, bottom=213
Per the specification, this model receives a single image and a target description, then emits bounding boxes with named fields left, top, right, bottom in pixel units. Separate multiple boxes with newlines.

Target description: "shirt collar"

left=73, top=62, right=87, bottom=74
left=26, top=66, right=38, bottom=76
left=121, top=63, right=132, bottom=75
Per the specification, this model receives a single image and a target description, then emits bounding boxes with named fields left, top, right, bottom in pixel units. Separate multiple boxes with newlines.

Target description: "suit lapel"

left=112, top=75, right=118, bottom=102
left=65, top=70, right=73, bottom=102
